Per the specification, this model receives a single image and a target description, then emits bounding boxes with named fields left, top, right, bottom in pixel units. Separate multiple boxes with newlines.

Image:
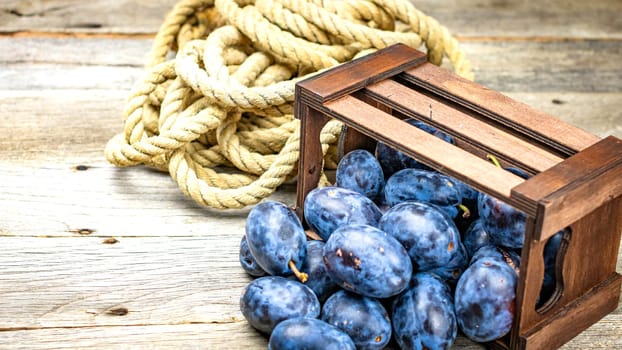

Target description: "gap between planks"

left=3, top=30, right=622, bottom=44
left=0, top=320, right=245, bottom=332
left=0, top=30, right=156, bottom=39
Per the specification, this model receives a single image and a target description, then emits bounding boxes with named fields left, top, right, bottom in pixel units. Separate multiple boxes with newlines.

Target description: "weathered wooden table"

left=0, top=1, right=620, bottom=349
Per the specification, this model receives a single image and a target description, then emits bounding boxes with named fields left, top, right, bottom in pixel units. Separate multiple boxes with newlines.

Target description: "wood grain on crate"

left=1, top=0, right=621, bottom=349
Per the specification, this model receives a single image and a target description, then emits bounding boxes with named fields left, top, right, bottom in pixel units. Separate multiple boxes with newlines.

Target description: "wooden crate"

left=293, top=44, right=622, bottom=349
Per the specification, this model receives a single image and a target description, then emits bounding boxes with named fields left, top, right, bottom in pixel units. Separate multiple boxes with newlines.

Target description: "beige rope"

left=104, top=0, right=473, bottom=209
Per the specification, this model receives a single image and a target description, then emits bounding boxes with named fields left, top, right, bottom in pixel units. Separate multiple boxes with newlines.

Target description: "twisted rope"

left=104, top=0, right=473, bottom=209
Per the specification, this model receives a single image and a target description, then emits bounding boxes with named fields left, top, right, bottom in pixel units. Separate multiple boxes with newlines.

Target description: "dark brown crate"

left=293, top=44, right=622, bottom=350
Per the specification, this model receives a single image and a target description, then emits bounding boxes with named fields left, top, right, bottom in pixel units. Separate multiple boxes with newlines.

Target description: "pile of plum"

left=238, top=120, right=563, bottom=350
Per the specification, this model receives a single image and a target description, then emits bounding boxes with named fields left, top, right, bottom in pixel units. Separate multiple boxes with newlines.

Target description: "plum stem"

left=487, top=154, right=502, bottom=169
left=457, top=204, right=471, bottom=218
left=288, top=260, right=308, bottom=283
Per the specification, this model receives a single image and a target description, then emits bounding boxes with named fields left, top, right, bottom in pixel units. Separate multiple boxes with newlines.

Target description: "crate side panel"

left=518, top=273, right=622, bottom=350
left=517, top=196, right=622, bottom=336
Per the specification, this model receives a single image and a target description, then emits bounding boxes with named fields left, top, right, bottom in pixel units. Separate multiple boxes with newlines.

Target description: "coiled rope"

left=104, top=0, right=473, bottom=209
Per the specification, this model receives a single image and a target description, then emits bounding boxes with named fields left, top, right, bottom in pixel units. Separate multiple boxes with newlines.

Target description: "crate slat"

left=401, top=62, right=601, bottom=155
left=364, top=79, right=564, bottom=174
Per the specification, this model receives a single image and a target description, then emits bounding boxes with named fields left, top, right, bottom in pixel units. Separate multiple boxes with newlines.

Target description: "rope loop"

left=105, top=0, right=473, bottom=209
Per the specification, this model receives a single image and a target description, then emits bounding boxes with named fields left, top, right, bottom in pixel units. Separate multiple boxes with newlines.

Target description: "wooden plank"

left=0, top=90, right=127, bottom=163
left=506, top=92, right=622, bottom=139
left=0, top=164, right=297, bottom=238
left=0, top=37, right=151, bottom=66
left=296, top=43, right=426, bottom=102
left=0, top=0, right=176, bottom=34
left=2, top=37, right=621, bottom=94
left=458, top=40, right=622, bottom=93
left=0, top=323, right=488, bottom=350
left=365, top=79, right=564, bottom=173
left=0, top=0, right=620, bottom=39
left=0, top=319, right=608, bottom=350
left=0, top=236, right=249, bottom=328
left=0, top=323, right=268, bottom=350
left=0, top=63, right=143, bottom=91
left=416, top=0, right=622, bottom=39
left=0, top=234, right=486, bottom=349
left=0, top=90, right=297, bottom=238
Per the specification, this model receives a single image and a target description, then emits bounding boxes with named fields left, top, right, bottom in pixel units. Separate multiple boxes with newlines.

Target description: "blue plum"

left=392, top=272, right=457, bottom=350
left=457, top=179, right=480, bottom=205
left=478, top=191, right=526, bottom=249
left=439, top=204, right=460, bottom=220
left=239, top=235, right=266, bottom=277
left=375, top=120, right=454, bottom=177
left=304, top=186, right=382, bottom=240
left=463, top=219, right=493, bottom=259
left=455, top=258, right=517, bottom=342
left=452, top=179, right=480, bottom=233
left=240, top=276, right=320, bottom=334
left=384, top=169, right=462, bottom=217
left=539, top=271, right=556, bottom=308
left=321, top=290, right=391, bottom=350
left=300, top=240, right=338, bottom=302
left=470, top=244, right=521, bottom=275
left=538, top=230, right=564, bottom=307
left=379, top=201, right=463, bottom=271
left=245, top=201, right=307, bottom=278
left=544, top=230, right=564, bottom=271
left=323, top=224, right=412, bottom=298
left=478, top=167, right=530, bottom=249
left=268, top=317, right=356, bottom=350
left=336, top=149, right=385, bottom=200
left=427, top=241, right=468, bottom=284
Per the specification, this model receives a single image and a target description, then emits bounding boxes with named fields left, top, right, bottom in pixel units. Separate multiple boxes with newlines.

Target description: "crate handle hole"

left=536, top=227, right=572, bottom=313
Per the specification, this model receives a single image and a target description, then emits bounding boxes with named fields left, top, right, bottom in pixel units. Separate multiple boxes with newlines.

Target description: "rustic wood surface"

left=0, top=0, right=621, bottom=349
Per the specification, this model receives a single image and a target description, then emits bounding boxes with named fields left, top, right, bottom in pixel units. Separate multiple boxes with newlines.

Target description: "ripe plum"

left=321, top=290, right=391, bottom=350
left=268, top=317, right=356, bottom=350
left=304, top=186, right=382, bottom=240
left=323, top=224, right=412, bottom=298
left=462, top=219, right=493, bottom=259
left=300, top=240, right=338, bottom=302
left=478, top=167, right=530, bottom=249
left=240, top=276, right=320, bottom=334
left=455, top=258, right=517, bottom=342
left=392, top=272, right=457, bottom=350
left=245, top=201, right=307, bottom=278
left=384, top=169, right=462, bottom=218
left=379, top=201, right=463, bottom=271
left=239, top=235, right=266, bottom=277
left=336, top=149, right=385, bottom=200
